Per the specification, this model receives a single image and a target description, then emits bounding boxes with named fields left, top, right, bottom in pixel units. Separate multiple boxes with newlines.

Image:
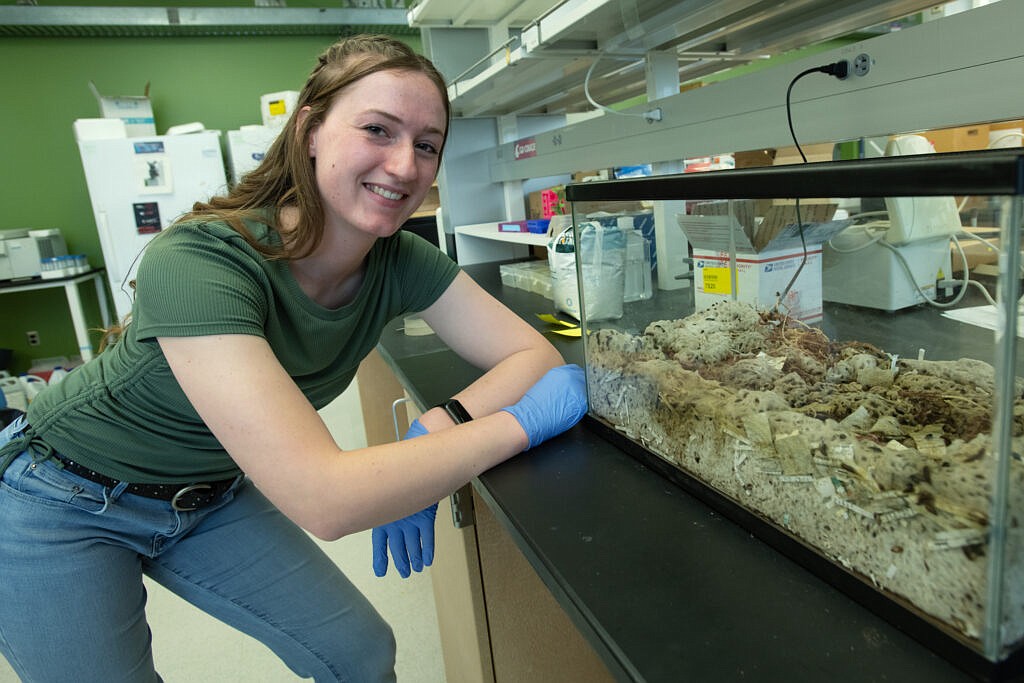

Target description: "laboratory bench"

left=367, top=260, right=1011, bottom=683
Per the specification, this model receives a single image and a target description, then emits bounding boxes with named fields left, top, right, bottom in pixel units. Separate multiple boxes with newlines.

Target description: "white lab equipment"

left=822, top=134, right=959, bottom=311
left=75, top=127, right=228, bottom=320
left=0, top=374, right=26, bottom=412
left=0, top=229, right=68, bottom=281
left=882, top=135, right=962, bottom=246
left=225, top=125, right=280, bottom=185
left=18, top=374, right=47, bottom=403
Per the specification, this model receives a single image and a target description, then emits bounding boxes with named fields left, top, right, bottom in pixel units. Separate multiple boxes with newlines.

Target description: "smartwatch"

left=436, top=398, right=473, bottom=425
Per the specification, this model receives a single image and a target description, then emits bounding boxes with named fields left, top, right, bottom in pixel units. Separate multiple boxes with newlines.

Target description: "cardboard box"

left=260, top=91, right=300, bottom=129
left=693, top=247, right=824, bottom=322
left=527, top=185, right=567, bottom=220
left=772, top=142, right=834, bottom=166
left=73, top=118, right=127, bottom=142
left=924, top=124, right=989, bottom=153
left=678, top=200, right=845, bottom=322
left=951, top=228, right=1000, bottom=273
left=572, top=169, right=610, bottom=182
left=733, top=148, right=776, bottom=169
left=922, top=121, right=1023, bottom=153
left=552, top=184, right=647, bottom=220
left=89, top=81, right=155, bottom=137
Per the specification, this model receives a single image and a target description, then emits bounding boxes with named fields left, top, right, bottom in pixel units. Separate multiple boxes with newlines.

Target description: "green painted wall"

left=0, top=32, right=419, bottom=373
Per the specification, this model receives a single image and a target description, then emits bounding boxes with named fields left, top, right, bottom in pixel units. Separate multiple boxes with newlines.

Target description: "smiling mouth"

left=366, top=184, right=406, bottom=201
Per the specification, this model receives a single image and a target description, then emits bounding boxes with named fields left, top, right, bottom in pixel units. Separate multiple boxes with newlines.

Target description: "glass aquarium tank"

left=565, top=148, right=1024, bottom=679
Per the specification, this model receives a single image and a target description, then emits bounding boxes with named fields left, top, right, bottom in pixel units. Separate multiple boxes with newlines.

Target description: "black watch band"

left=436, top=398, right=473, bottom=425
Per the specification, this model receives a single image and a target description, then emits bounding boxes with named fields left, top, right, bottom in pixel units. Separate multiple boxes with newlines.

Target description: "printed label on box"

left=701, top=266, right=732, bottom=294
left=268, top=99, right=288, bottom=116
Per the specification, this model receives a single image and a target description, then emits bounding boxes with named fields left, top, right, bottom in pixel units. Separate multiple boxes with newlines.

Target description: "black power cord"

left=786, top=61, right=849, bottom=162
left=775, top=60, right=850, bottom=313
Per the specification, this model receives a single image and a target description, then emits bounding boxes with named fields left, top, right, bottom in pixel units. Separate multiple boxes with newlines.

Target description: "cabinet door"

left=431, top=489, right=495, bottom=683
left=473, top=489, right=616, bottom=683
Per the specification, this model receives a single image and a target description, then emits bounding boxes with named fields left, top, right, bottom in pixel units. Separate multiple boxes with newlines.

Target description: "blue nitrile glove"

left=502, top=364, right=588, bottom=449
left=372, top=418, right=438, bottom=579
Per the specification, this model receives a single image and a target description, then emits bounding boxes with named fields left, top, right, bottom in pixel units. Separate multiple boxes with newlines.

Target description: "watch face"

left=441, top=399, right=473, bottom=424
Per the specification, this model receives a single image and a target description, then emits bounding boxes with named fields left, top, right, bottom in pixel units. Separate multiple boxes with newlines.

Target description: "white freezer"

left=76, top=130, right=228, bottom=319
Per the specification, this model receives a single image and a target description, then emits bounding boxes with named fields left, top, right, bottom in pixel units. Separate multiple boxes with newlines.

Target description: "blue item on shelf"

left=526, top=219, right=550, bottom=234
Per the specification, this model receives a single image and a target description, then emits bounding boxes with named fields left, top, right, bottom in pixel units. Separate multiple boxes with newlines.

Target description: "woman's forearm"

left=304, top=410, right=528, bottom=540
left=438, top=345, right=564, bottom=427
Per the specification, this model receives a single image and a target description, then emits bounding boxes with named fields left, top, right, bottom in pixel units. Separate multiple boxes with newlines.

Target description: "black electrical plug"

left=823, top=59, right=849, bottom=80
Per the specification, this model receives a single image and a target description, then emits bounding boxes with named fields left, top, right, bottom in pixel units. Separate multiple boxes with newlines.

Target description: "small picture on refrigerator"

left=133, top=202, right=162, bottom=235
left=135, top=156, right=173, bottom=194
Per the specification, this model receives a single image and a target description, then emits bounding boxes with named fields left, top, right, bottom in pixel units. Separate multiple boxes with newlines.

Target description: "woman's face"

left=307, top=69, right=447, bottom=240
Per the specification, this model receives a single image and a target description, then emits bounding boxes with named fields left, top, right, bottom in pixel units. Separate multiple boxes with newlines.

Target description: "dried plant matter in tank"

left=588, top=301, right=1024, bottom=644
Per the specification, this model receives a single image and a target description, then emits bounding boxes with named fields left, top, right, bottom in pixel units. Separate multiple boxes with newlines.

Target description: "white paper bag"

left=547, top=221, right=625, bottom=321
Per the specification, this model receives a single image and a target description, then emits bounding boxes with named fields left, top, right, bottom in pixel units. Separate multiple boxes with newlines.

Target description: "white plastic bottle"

left=49, top=367, right=68, bottom=385
left=18, top=374, right=46, bottom=403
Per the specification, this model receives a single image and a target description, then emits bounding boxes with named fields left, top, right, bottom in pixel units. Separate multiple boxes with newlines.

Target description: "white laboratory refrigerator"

left=225, top=124, right=280, bottom=185
left=76, top=130, right=228, bottom=319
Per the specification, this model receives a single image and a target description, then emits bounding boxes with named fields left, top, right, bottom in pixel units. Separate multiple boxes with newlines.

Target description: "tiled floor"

left=0, top=380, right=446, bottom=682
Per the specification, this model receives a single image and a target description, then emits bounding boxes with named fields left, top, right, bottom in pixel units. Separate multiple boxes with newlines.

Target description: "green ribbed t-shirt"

left=10, top=217, right=459, bottom=483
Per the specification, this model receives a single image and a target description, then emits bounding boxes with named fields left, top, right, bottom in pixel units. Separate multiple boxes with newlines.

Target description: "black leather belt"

left=51, top=453, right=238, bottom=511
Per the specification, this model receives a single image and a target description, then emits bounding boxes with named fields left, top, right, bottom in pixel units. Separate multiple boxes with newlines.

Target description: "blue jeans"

left=0, top=418, right=396, bottom=682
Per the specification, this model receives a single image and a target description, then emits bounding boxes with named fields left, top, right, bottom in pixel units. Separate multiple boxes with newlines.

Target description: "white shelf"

left=452, top=222, right=552, bottom=265
left=455, top=222, right=552, bottom=247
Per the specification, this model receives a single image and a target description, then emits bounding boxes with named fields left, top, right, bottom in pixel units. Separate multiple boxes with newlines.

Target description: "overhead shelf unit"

left=0, top=4, right=412, bottom=37
left=407, top=0, right=555, bottom=28
left=410, top=1, right=1023, bottom=273
left=409, top=0, right=940, bottom=118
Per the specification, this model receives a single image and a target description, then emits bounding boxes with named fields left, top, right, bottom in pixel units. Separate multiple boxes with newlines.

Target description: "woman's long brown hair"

left=99, top=34, right=450, bottom=348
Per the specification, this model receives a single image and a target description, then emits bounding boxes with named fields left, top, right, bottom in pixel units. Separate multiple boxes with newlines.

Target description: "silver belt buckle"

left=171, top=483, right=213, bottom=511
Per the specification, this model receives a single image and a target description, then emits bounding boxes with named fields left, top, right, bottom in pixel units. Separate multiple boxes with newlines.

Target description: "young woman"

left=0, top=35, right=586, bottom=682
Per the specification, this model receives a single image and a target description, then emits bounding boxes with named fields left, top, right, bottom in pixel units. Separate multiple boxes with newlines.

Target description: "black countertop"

left=376, top=261, right=1008, bottom=683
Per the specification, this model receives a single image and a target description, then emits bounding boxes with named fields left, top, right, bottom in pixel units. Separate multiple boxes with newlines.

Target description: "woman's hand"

left=371, top=419, right=437, bottom=578
left=502, top=364, right=588, bottom=449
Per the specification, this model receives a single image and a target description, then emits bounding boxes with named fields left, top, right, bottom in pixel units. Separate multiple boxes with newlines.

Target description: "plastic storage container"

left=40, top=254, right=90, bottom=279
left=498, top=260, right=553, bottom=299
left=622, top=221, right=652, bottom=303
left=567, top=148, right=1024, bottom=680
